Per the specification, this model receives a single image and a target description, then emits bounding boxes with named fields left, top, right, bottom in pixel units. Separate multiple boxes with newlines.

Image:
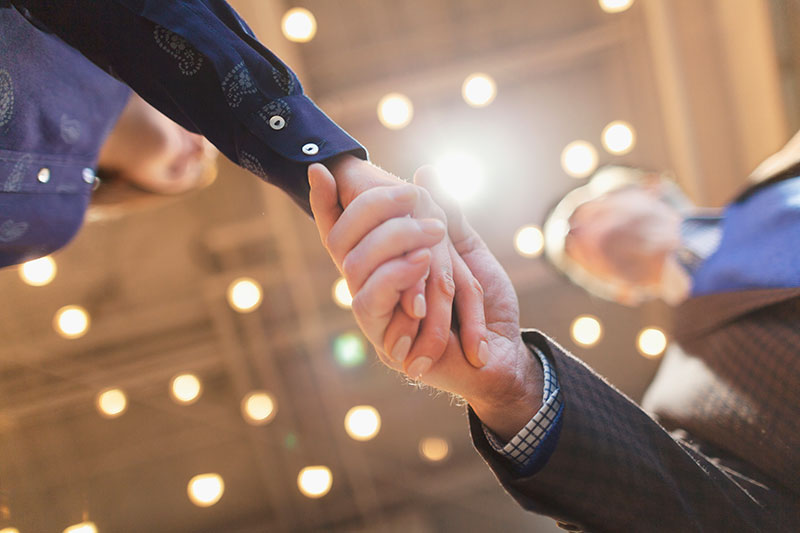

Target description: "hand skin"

left=315, top=155, right=489, bottom=375
left=313, top=161, right=544, bottom=441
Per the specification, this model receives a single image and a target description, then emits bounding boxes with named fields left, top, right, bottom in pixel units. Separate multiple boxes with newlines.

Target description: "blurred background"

left=1, top=0, right=798, bottom=531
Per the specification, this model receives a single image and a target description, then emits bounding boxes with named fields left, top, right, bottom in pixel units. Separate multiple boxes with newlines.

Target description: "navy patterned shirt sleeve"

left=480, top=344, right=564, bottom=476
left=12, top=0, right=367, bottom=213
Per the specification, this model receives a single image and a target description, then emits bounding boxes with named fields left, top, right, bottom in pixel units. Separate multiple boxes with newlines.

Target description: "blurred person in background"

left=307, top=126, right=800, bottom=530
left=1, top=0, right=489, bottom=374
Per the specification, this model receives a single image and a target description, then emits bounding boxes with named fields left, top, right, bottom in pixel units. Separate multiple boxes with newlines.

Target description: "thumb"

left=308, top=163, right=342, bottom=243
left=413, top=165, right=487, bottom=258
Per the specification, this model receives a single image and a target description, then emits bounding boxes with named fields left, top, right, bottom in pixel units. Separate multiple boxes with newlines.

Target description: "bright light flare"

left=333, top=332, right=366, bottom=367
left=434, top=152, right=484, bottom=203
left=227, top=277, right=262, bottom=313
left=241, top=391, right=276, bottom=425
left=187, top=473, right=225, bottom=507
left=19, top=255, right=56, bottom=286
left=637, top=327, right=668, bottom=358
left=602, top=120, right=636, bottom=155
left=1, top=528, right=21, bottom=533
left=96, top=388, right=127, bottom=418
left=297, top=466, right=332, bottom=498
left=171, top=373, right=202, bottom=405
left=571, top=315, right=602, bottom=347
left=419, top=437, right=450, bottom=462
left=332, top=277, right=353, bottom=309
left=377, top=93, right=413, bottom=130
left=514, top=225, right=545, bottom=257
left=462, top=73, right=496, bottom=107
left=54, top=305, right=90, bottom=339
left=281, top=7, right=317, bottom=43
left=344, top=405, right=381, bottom=441
left=561, top=140, right=599, bottom=178
left=63, top=522, right=97, bottom=533
left=599, top=0, right=635, bottom=14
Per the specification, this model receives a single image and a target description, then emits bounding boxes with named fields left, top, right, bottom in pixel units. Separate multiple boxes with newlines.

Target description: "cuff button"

left=269, top=115, right=286, bottom=130
left=302, top=142, right=319, bottom=156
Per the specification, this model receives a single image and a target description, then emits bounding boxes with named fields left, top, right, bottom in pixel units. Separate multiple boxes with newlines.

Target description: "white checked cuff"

left=481, top=345, right=563, bottom=470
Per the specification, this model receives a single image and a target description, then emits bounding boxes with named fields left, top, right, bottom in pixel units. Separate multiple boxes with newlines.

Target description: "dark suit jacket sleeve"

left=12, top=0, right=367, bottom=214
left=468, top=329, right=799, bottom=532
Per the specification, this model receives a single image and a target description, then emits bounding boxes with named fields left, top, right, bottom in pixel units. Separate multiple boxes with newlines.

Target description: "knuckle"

left=350, top=292, right=369, bottom=318
left=436, top=268, right=456, bottom=299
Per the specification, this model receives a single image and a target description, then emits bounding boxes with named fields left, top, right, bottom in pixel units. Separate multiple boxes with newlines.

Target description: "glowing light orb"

left=187, top=473, right=225, bottom=507
left=241, top=391, right=276, bottom=425
left=344, top=405, right=381, bottom=441
left=96, top=388, right=127, bottom=418
left=281, top=7, right=317, bottom=43
left=333, top=332, right=367, bottom=367
left=462, top=73, right=497, bottom=107
left=332, top=277, right=353, bottom=309
left=63, top=522, right=97, bottom=533
left=599, top=0, right=635, bottom=14
left=19, top=255, right=56, bottom=286
left=227, top=277, right=262, bottom=313
left=561, top=140, right=599, bottom=178
left=514, top=225, right=545, bottom=257
left=54, top=305, right=90, bottom=339
left=377, top=93, right=413, bottom=130
left=419, top=437, right=450, bottom=462
left=297, top=466, right=332, bottom=498
left=171, top=373, right=202, bottom=405
left=602, top=120, right=636, bottom=155
left=571, top=315, right=602, bottom=347
left=637, top=327, right=668, bottom=358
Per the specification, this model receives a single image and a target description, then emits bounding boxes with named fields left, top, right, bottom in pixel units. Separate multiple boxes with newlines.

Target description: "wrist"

left=468, top=339, right=544, bottom=442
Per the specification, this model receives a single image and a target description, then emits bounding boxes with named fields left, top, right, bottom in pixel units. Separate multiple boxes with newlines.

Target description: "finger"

left=404, top=241, right=454, bottom=379
left=308, top=163, right=342, bottom=243
left=326, top=184, right=418, bottom=268
left=382, top=305, right=421, bottom=368
left=351, top=248, right=431, bottom=348
left=399, top=278, right=427, bottom=320
left=450, top=244, right=489, bottom=368
left=342, top=217, right=444, bottom=293
left=413, top=165, right=486, bottom=257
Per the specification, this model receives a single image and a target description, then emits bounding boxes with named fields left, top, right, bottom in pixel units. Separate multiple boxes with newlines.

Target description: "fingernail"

left=478, top=340, right=490, bottom=366
left=391, top=336, right=411, bottom=363
left=407, top=357, right=433, bottom=379
left=394, top=186, right=417, bottom=202
left=413, top=294, right=426, bottom=318
left=419, top=218, right=445, bottom=236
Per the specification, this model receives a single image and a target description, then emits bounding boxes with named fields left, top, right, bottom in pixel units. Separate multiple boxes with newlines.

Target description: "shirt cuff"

left=481, top=344, right=563, bottom=473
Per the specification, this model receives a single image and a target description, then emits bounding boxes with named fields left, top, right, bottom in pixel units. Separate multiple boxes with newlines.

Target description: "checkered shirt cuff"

left=481, top=345, right=563, bottom=471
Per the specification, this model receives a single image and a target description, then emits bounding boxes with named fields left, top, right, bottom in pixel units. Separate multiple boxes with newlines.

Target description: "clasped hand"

left=312, top=157, right=543, bottom=441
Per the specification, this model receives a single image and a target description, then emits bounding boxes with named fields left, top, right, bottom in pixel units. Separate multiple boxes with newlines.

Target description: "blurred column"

left=642, top=0, right=788, bottom=205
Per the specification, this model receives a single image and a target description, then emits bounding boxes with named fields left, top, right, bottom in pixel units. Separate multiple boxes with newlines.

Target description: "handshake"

left=310, top=155, right=543, bottom=442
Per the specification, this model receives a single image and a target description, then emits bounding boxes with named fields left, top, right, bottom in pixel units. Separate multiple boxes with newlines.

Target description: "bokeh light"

left=187, top=473, right=225, bottom=507
left=281, top=7, right=317, bottom=43
left=462, top=73, right=497, bottom=107
left=419, top=437, right=450, bottom=462
left=63, top=522, right=97, bottom=533
left=227, top=277, right=263, bottom=313
left=377, top=93, right=413, bottom=130
left=241, top=391, right=276, bottom=425
left=514, top=225, right=545, bottom=257
left=332, top=277, right=353, bottom=309
left=53, top=305, right=90, bottom=339
left=96, top=388, right=127, bottom=418
left=297, top=466, right=333, bottom=498
left=344, top=405, right=381, bottom=441
left=561, top=140, right=599, bottom=178
left=602, top=120, right=636, bottom=155
left=333, top=332, right=367, bottom=367
left=19, top=255, right=56, bottom=286
left=434, top=152, right=484, bottom=203
left=570, top=315, right=603, bottom=347
left=1, top=528, right=20, bottom=533
left=170, top=373, right=202, bottom=405
left=637, top=327, right=668, bottom=358
left=599, top=0, right=635, bottom=14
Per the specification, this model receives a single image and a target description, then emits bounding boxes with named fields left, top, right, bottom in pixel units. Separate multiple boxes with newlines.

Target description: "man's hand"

left=316, top=155, right=488, bottom=376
